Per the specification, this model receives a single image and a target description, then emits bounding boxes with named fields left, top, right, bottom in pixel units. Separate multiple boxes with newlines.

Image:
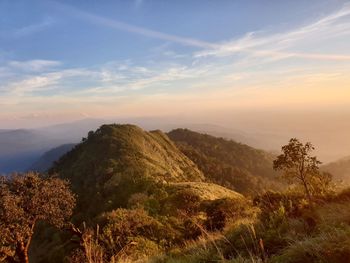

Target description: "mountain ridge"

left=168, top=128, right=281, bottom=194
left=49, top=124, right=204, bottom=218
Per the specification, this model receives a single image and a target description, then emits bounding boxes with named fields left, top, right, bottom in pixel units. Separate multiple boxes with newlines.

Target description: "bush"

left=115, top=236, right=160, bottom=262
left=127, top=193, right=149, bottom=209
left=97, top=208, right=165, bottom=259
left=254, top=191, right=308, bottom=223
left=329, top=187, right=350, bottom=202
left=270, top=226, right=350, bottom=263
left=182, top=218, right=203, bottom=240
left=165, top=189, right=201, bottom=216
left=204, top=198, right=248, bottom=231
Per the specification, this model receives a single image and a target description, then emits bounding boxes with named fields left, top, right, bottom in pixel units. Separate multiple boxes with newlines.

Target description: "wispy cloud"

left=18, top=0, right=337, bottom=71
left=6, top=75, right=61, bottom=94
left=8, top=60, right=61, bottom=72
left=11, top=17, right=54, bottom=38
left=195, top=3, right=350, bottom=61
left=1, top=2, right=350, bottom=121
left=52, top=1, right=216, bottom=49
left=2, top=68, right=93, bottom=96
left=53, top=1, right=350, bottom=63
left=1, top=60, right=209, bottom=98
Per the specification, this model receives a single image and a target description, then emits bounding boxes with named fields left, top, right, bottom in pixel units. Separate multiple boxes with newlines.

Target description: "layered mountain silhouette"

left=0, top=129, right=51, bottom=173
left=29, top=144, right=76, bottom=172
left=0, top=119, right=106, bottom=173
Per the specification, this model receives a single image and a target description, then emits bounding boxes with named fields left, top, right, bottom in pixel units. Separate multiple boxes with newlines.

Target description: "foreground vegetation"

left=1, top=124, right=349, bottom=262
left=152, top=189, right=350, bottom=263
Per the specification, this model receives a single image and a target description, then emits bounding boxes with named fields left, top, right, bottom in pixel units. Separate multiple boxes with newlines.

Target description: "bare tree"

left=0, top=172, right=76, bottom=263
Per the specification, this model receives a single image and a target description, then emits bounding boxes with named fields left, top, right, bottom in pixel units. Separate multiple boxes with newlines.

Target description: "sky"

left=0, top=0, right=350, bottom=129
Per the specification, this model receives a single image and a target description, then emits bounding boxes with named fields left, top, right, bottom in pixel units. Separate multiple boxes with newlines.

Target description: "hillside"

left=13, top=124, right=350, bottom=263
left=29, top=144, right=76, bottom=172
left=322, top=157, right=350, bottom=184
left=31, top=124, right=245, bottom=262
left=167, top=128, right=280, bottom=194
left=168, top=182, right=244, bottom=201
left=50, top=124, right=204, bottom=217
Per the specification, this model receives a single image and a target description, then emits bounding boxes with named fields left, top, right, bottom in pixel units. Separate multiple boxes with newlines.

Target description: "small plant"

left=68, top=225, right=105, bottom=263
left=204, top=198, right=249, bottom=231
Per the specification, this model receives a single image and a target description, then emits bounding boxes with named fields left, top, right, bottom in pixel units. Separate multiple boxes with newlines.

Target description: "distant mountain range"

left=2, top=118, right=350, bottom=182
left=0, top=118, right=273, bottom=174
left=322, top=156, right=350, bottom=184
left=0, top=129, right=52, bottom=173
left=29, top=144, right=76, bottom=173
left=0, top=119, right=105, bottom=173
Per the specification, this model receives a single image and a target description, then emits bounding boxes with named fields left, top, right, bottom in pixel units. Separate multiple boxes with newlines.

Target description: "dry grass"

left=169, top=182, right=244, bottom=201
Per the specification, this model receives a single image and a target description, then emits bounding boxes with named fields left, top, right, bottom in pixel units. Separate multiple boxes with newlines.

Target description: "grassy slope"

left=49, top=124, right=204, bottom=218
left=31, top=124, right=208, bottom=262
left=168, top=182, right=244, bottom=201
left=31, top=125, right=250, bottom=263
left=168, top=128, right=281, bottom=194
left=27, top=124, right=350, bottom=263
left=151, top=192, right=350, bottom=263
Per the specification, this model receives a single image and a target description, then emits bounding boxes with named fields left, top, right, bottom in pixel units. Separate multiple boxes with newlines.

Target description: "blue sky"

left=0, top=0, right=350, bottom=127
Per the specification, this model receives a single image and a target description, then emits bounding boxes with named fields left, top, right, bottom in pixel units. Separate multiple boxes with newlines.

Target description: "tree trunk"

left=302, top=179, right=313, bottom=206
left=16, top=241, right=29, bottom=263
left=17, top=221, right=36, bottom=263
left=18, top=249, right=29, bottom=263
left=5, top=256, right=18, bottom=263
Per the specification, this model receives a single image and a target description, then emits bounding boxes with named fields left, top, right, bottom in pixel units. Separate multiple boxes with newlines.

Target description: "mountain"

left=0, top=129, right=52, bottom=173
left=31, top=124, right=248, bottom=262
left=167, top=128, right=281, bottom=194
left=0, top=119, right=107, bottom=174
left=20, top=124, right=350, bottom=263
left=322, top=156, right=350, bottom=183
left=29, top=144, right=76, bottom=172
left=50, top=124, right=204, bottom=218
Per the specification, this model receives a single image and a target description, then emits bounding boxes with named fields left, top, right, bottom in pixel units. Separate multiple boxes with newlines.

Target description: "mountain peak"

left=50, top=124, right=204, bottom=216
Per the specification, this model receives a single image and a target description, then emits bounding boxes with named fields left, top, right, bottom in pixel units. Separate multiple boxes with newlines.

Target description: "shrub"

left=204, top=198, right=248, bottom=231
left=98, top=208, right=164, bottom=253
left=221, top=223, right=268, bottom=261
left=329, top=187, right=350, bottom=202
left=165, top=189, right=201, bottom=217
left=270, top=226, right=350, bottom=263
left=182, top=218, right=203, bottom=240
left=115, top=236, right=160, bottom=262
left=254, top=191, right=308, bottom=223
left=127, top=193, right=149, bottom=209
